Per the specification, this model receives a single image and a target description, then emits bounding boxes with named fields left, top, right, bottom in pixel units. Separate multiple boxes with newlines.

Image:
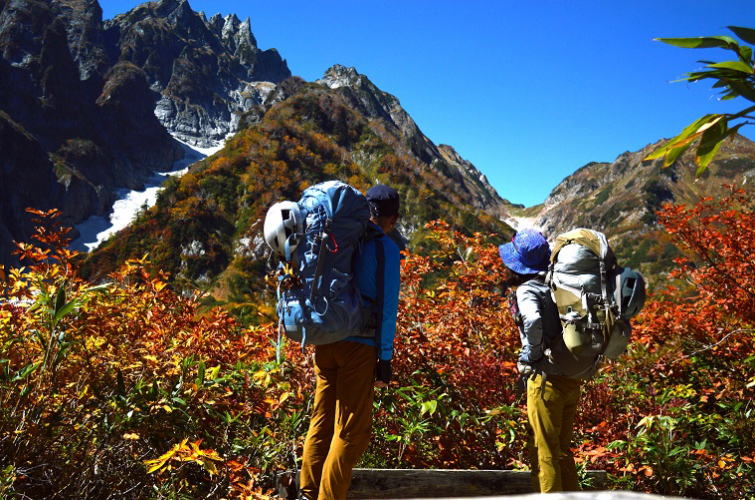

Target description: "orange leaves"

left=144, top=439, right=223, bottom=475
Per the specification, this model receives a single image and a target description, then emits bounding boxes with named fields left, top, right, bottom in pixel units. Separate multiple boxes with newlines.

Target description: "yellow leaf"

left=162, top=405, right=173, bottom=413
left=145, top=461, right=165, bottom=474
left=123, top=433, right=140, bottom=440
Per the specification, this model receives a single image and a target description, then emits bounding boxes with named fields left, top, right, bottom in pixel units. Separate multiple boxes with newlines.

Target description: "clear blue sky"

left=101, top=0, right=755, bottom=206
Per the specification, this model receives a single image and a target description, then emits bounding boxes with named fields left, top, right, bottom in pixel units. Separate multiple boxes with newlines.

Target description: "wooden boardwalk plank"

left=276, top=469, right=608, bottom=499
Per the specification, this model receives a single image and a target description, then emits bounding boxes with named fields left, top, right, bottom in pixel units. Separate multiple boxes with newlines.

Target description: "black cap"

left=366, top=184, right=400, bottom=218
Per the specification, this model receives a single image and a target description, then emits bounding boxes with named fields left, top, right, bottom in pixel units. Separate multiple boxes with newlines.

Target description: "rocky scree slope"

left=83, top=72, right=514, bottom=318
left=530, top=134, right=755, bottom=277
left=0, top=0, right=290, bottom=267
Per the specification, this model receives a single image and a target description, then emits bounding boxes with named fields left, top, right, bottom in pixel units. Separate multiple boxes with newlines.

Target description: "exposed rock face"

left=104, top=0, right=291, bottom=147
left=0, top=0, right=181, bottom=266
left=528, top=134, right=755, bottom=276
left=0, top=0, right=289, bottom=266
left=317, top=65, right=511, bottom=218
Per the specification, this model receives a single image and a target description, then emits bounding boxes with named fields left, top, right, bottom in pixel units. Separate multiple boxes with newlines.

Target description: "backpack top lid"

left=548, top=228, right=617, bottom=316
left=550, top=228, right=613, bottom=265
left=298, top=181, right=370, bottom=244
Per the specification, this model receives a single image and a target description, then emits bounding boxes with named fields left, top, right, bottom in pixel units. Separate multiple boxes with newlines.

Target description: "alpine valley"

left=2, top=0, right=754, bottom=304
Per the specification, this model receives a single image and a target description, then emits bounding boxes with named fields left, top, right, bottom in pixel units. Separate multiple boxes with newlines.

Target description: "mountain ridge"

left=81, top=68, right=514, bottom=315
left=518, top=134, right=755, bottom=276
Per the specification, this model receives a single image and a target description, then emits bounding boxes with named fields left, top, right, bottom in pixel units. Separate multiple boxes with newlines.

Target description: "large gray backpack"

left=545, top=228, right=645, bottom=379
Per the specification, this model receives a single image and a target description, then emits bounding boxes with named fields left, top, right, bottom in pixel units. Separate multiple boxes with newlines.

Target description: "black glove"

left=376, top=359, right=392, bottom=384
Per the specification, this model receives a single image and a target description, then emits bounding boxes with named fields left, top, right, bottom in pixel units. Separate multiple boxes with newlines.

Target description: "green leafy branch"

left=646, top=26, right=755, bottom=174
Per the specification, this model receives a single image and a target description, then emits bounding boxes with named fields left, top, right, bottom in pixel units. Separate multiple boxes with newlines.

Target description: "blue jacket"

left=346, top=224, right=401, bottom=361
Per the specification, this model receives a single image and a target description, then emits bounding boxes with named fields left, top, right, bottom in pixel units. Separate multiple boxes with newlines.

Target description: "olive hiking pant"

left=300, top=341, right=377, bottom=500
left=527, top=373, right=582, bottom=493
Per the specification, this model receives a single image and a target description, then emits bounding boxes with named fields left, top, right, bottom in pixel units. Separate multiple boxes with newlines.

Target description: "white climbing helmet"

left=264, top=201, right=303, bottom=258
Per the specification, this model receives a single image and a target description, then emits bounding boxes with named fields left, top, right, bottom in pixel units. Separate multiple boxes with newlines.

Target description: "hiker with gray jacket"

left=499, top=228, right=581, bottom=493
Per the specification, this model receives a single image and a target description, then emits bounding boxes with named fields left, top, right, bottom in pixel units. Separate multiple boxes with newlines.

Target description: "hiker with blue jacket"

left=299, top=185, right=402, bottom=500
left=499, top=228, right=581, bottom=493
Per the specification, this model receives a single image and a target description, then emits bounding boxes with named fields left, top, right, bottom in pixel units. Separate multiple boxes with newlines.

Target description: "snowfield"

left=504, top=216, right=543, bottom=232
left=71, top=138, right=224, bottom=252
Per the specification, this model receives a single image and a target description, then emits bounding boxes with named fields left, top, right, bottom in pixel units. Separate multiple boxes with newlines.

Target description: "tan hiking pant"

left=300, top=341, right=377, bottom=500
left=527, top=373, right=582, bottom=493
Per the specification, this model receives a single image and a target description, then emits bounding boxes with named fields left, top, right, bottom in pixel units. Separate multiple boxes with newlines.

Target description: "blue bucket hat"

left=498, top=229, right=550, bottom=275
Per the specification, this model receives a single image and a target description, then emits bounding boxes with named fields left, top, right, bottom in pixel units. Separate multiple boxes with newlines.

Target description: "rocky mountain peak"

left=105, top=0, right=290, bottom=146
left=220, top=14, right=257, bottom=61
left=166, top=0, right=195, bottom=25
left=206, top=12, right=224, bottom=33
left=316, top=65, right=416, bottom=143
left=1, top=0, right=109, bottom=79
left=153, top=0, right=188, bottom=15
left=320, top=64, right=365, bottom=89
left=315, top=65, right=508, bottom=218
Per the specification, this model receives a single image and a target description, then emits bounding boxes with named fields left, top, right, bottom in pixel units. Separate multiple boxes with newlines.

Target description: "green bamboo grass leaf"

left=13, top=362, right=41, bottom=381
left=695, top=123, right=744, bottom=174
left=695, top=119, right=727, bottom=172
left=728, top=26, right=755, bottom=46
left=655, top=36, right=739, bottom=50
left=645, top=114, right=723, bottom=161
left=663, top=144, right=690, bottom=167
left=706, top=61, right=754, bottom=74
left=737, top=45, right=754, bottom=64
left=54, top=300, right=80, bottom=323
left=196, top=361, right=206, bottom=386
left=54, top=286, right=66, bottom=315
left=85, top=283, right=112, bottom=294
left=725, top=79, right=755, bottom=102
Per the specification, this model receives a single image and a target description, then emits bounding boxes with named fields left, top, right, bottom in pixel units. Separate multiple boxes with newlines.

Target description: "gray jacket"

left=515, top=274, right=563, bottom=375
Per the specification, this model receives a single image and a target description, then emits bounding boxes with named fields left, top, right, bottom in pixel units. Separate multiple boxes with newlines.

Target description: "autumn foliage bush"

left=1, top=188, right=754, bottom=498
left=0, top=209, right=311, bottom=498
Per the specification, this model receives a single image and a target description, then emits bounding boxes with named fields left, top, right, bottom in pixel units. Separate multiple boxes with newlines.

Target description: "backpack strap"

left=507, top=289, right=524, bottom=331
left=374, top=235, right=386, bottom=356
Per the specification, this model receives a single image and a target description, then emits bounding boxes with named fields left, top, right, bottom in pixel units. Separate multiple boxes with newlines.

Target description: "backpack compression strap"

left=309, top=218, right=333, bottom=307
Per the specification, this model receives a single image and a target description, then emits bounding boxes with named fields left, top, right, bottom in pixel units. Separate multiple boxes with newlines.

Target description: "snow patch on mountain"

left=71, top=138, right=224, bottom=252
left=505, top=216, right=544, bottom=232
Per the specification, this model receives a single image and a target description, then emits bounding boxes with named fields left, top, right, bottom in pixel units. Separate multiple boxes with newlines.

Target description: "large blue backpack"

left=276, top=181, right=373, bottom=346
